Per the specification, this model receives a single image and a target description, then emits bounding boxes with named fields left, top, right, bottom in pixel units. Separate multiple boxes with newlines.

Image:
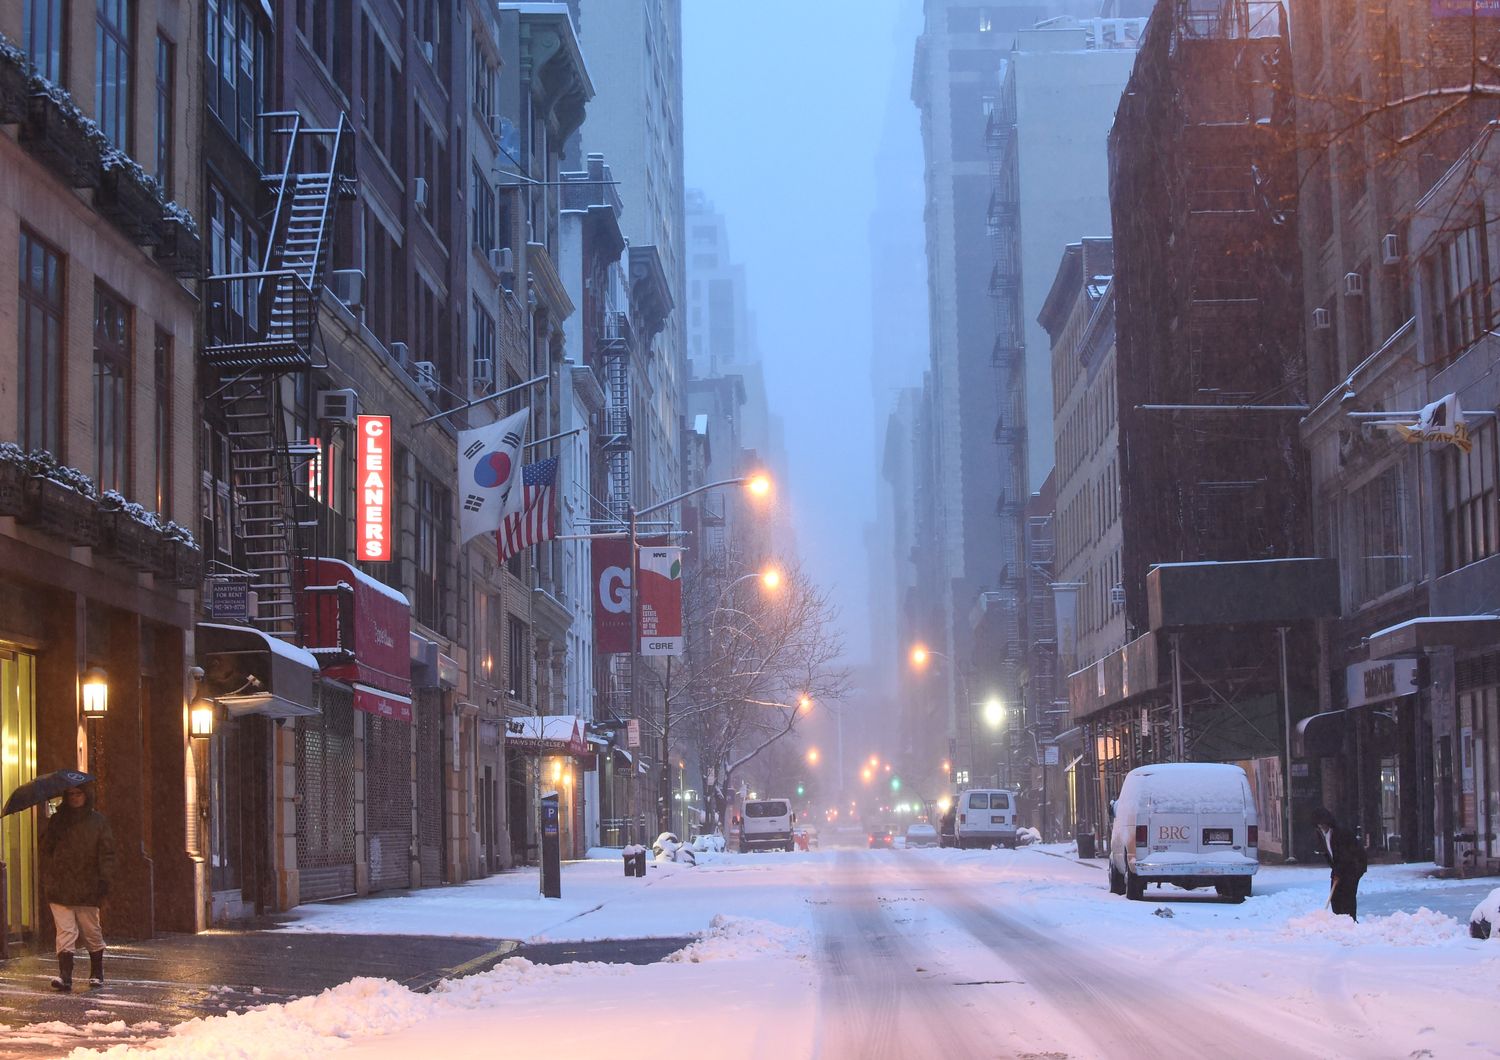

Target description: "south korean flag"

left=456, top=408, right=530, bottom=546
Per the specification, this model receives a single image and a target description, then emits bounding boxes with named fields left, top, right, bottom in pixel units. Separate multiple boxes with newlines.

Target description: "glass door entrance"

left=1, top=649, right=38, bottom=947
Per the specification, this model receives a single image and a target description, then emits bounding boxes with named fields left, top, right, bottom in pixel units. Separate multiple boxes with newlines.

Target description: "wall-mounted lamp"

left=190, top=698, right=216, bottom=739
left=82, top=667, right=109, bottom=717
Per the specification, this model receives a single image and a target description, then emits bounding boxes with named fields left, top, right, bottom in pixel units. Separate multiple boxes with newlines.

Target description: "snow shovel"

left=1323, top=877, right=1338, bottom=910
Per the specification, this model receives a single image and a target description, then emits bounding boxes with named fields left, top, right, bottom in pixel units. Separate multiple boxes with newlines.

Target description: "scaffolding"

left=1107, top=0, right=1306, bottom=633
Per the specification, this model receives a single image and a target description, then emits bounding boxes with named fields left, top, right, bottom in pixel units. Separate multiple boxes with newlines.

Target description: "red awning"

left=506, top=715, right=589, bottom=756
left=299, top=557, right=412, bottom=695
left=353, top=682, right=413, bottom=723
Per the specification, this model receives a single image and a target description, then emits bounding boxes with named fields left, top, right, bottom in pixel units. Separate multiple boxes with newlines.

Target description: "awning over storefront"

left=506, top=715, right=589, bottom=756
left=298, top=557, right=412, bottom=695
left=196, top=622, right=321, bottom=719
left=1367, top=616, right=1500, bottom=660
left=610, top=746, right=650, bottom=775
left=353, top=682, right=413, bottom=723
left=1296, top=710, right=1348, bottom=758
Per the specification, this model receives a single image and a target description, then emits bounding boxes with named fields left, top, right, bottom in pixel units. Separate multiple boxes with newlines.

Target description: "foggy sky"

left=682, top=1, right=927, bottom=670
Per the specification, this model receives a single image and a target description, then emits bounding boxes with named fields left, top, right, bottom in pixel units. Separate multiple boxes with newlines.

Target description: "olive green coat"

left=39, top=790, right=117, bottom=907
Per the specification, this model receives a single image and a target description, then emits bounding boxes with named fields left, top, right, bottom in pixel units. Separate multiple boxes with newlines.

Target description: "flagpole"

left=415, top=373, right=549, bottom=426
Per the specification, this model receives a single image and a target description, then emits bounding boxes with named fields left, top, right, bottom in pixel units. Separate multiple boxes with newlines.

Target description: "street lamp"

left=908, top=644, right=977, bottom=780
left=982, top=697, right=1005, bottom=730
left=806, top=747, right=820, bottom=766
left=627, top=473, right=775, bottom=830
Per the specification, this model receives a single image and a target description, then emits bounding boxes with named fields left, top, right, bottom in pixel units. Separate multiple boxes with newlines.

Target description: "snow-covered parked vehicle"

left=1470, top=887, right=1500, bottom=939
left=653, top=832, right=697, bottom=865
left=1107, top=762, right=1258, bottom=902
left=738, top=798, right=796, bottom=852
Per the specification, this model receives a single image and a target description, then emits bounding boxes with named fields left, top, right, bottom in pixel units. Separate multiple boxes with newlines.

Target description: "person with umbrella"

left=38, top=779, right=116, bottom=991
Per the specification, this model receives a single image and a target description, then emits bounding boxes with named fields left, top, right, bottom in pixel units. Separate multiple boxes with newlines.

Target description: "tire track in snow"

left=900, top=856, right=1328, bottom=1060
left=811, top=852, right=1005, bottom=1058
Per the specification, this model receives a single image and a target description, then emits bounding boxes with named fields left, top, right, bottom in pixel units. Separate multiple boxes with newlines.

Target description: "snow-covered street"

left=16, top=844, right=1490, bottom=1059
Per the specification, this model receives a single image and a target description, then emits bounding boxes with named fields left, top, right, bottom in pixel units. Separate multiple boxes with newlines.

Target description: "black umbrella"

left=2, top=769, right=95, bottom=816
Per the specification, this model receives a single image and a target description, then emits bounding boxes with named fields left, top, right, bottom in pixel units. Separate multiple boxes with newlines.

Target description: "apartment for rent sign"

left=358, top=415, right=392, bottom=561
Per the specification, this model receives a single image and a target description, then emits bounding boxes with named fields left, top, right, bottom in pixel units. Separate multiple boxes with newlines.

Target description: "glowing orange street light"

left=798, top=694, right=813, bottom=713
left=867, top=754, right=879, bottom=768
left=745, top=473, right=772, bottom=498
left=861, top=767, right=873, bottom=783
left=806, top=747, right=821, bottom=766
left=910, top=644, right=930, bottom=669
left=942, top=759, right=951, bottom=773
left=760, top=567, right=782, bottom=591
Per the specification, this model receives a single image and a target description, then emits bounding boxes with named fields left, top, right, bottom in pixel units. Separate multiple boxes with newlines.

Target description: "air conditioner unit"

left=1344, top=271, right=1364, bottom=297
left=1109, top=585, right=1126, bottom=607
left=413, top=177, right=429, bottom=210
left=420, top=40, right=435, bottom=65
left=316, top=388, right=360, bottom=426
left=472, top=357, right=494, bottom=388
left=390, top=341, right=410, bottom=367
left=489, top=247, right=514, bottom=273
left=1382, top=233, right=1401, bottom=265
left=414, top=360, right=440, bottom=394
left=1313, top=307, right=1331, bottom=330
left=330, top=269, right=364, bottom=309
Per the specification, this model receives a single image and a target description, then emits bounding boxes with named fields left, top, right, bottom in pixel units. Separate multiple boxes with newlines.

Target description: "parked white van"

left=955, top=788, right=1019, bottom=849
left=1107, top=762, right=1259, bottom=901
left=738, top=798, right=795, bottom=852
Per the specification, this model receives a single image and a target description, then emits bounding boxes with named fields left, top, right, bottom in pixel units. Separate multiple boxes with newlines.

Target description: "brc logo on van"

left=1158, top=825, right=1190, bottom=842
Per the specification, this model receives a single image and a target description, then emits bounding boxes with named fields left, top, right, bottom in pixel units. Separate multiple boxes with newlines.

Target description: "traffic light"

left=796, top=783, right=805, bottom=797
left=890, top=776, right=902, bottom=792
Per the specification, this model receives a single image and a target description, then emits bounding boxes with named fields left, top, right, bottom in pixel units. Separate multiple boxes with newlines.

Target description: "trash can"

left=621, top=848, right=647, bottom=877
left=1075, top=832, right=1096, bottom=859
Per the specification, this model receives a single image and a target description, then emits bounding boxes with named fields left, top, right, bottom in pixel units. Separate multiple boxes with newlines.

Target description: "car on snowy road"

left=868, top=828, right=894, bottom=849
left=1107, top=762, right=1259, bottom=902
left=953, top=788, right=1019, bottom=848
left=737, top=798, right=796, bottom=852
left=904, top=822, right=939, bottom=848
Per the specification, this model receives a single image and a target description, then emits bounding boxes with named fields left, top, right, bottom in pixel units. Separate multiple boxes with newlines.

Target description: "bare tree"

left=634, top=561, right=849, bottom=832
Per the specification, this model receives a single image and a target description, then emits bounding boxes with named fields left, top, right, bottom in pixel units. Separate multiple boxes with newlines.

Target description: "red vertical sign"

left=592, top=537, right=633, bottom=654
left=357, top=415, right=391, bottom=561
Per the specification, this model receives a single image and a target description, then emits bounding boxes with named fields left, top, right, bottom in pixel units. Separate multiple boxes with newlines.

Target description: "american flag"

left=497, top=457, right=558, bottom=562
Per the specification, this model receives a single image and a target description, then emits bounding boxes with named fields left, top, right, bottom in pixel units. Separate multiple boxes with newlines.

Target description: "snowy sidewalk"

left=0, top=926, right=511, bottom=1058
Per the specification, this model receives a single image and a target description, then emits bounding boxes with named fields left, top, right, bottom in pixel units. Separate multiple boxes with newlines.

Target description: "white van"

left=1107, top=762, right=1259, bottom=901
left=955, top=788, right=1019, bottom=849
left=738, top=798, right=795, bottom=852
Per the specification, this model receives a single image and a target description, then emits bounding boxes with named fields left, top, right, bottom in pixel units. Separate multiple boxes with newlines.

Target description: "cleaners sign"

left=357, top=415, right=391, bottom=561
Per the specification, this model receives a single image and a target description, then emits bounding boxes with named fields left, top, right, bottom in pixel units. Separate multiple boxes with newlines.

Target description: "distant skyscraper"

left=685, top=190, right=752, bottom=380
left=911, top=0, right=1062, bottom=776
left=576, top=0, right=688, bottom=507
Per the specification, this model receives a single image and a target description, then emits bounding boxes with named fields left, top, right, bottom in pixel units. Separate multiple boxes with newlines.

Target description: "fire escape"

left=1024, top=514, right=1059, bottom=743
left=600, top=311, right=634, bottom=520
left=201, top=113, right=356, bottom=638
left=986, top=82, right=1027, bottom=697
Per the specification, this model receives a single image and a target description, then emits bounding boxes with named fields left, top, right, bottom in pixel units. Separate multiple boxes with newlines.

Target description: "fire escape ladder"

left=221, top=375, right=299, bottom=636
left=202, top=111, right=357, bottom=638
left=600, top=312, right=634, bottom=520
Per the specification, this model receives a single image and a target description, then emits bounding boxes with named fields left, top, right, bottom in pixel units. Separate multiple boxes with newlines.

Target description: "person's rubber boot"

left=49, top=952, right=73, bottom=992
left=88, top=949, right=104, bottom=988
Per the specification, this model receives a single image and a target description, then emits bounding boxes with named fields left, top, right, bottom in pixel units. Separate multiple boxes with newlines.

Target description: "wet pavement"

left=0, top=925, right=515, bottom=1057
left=510, top=936, right=694, bottom=966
